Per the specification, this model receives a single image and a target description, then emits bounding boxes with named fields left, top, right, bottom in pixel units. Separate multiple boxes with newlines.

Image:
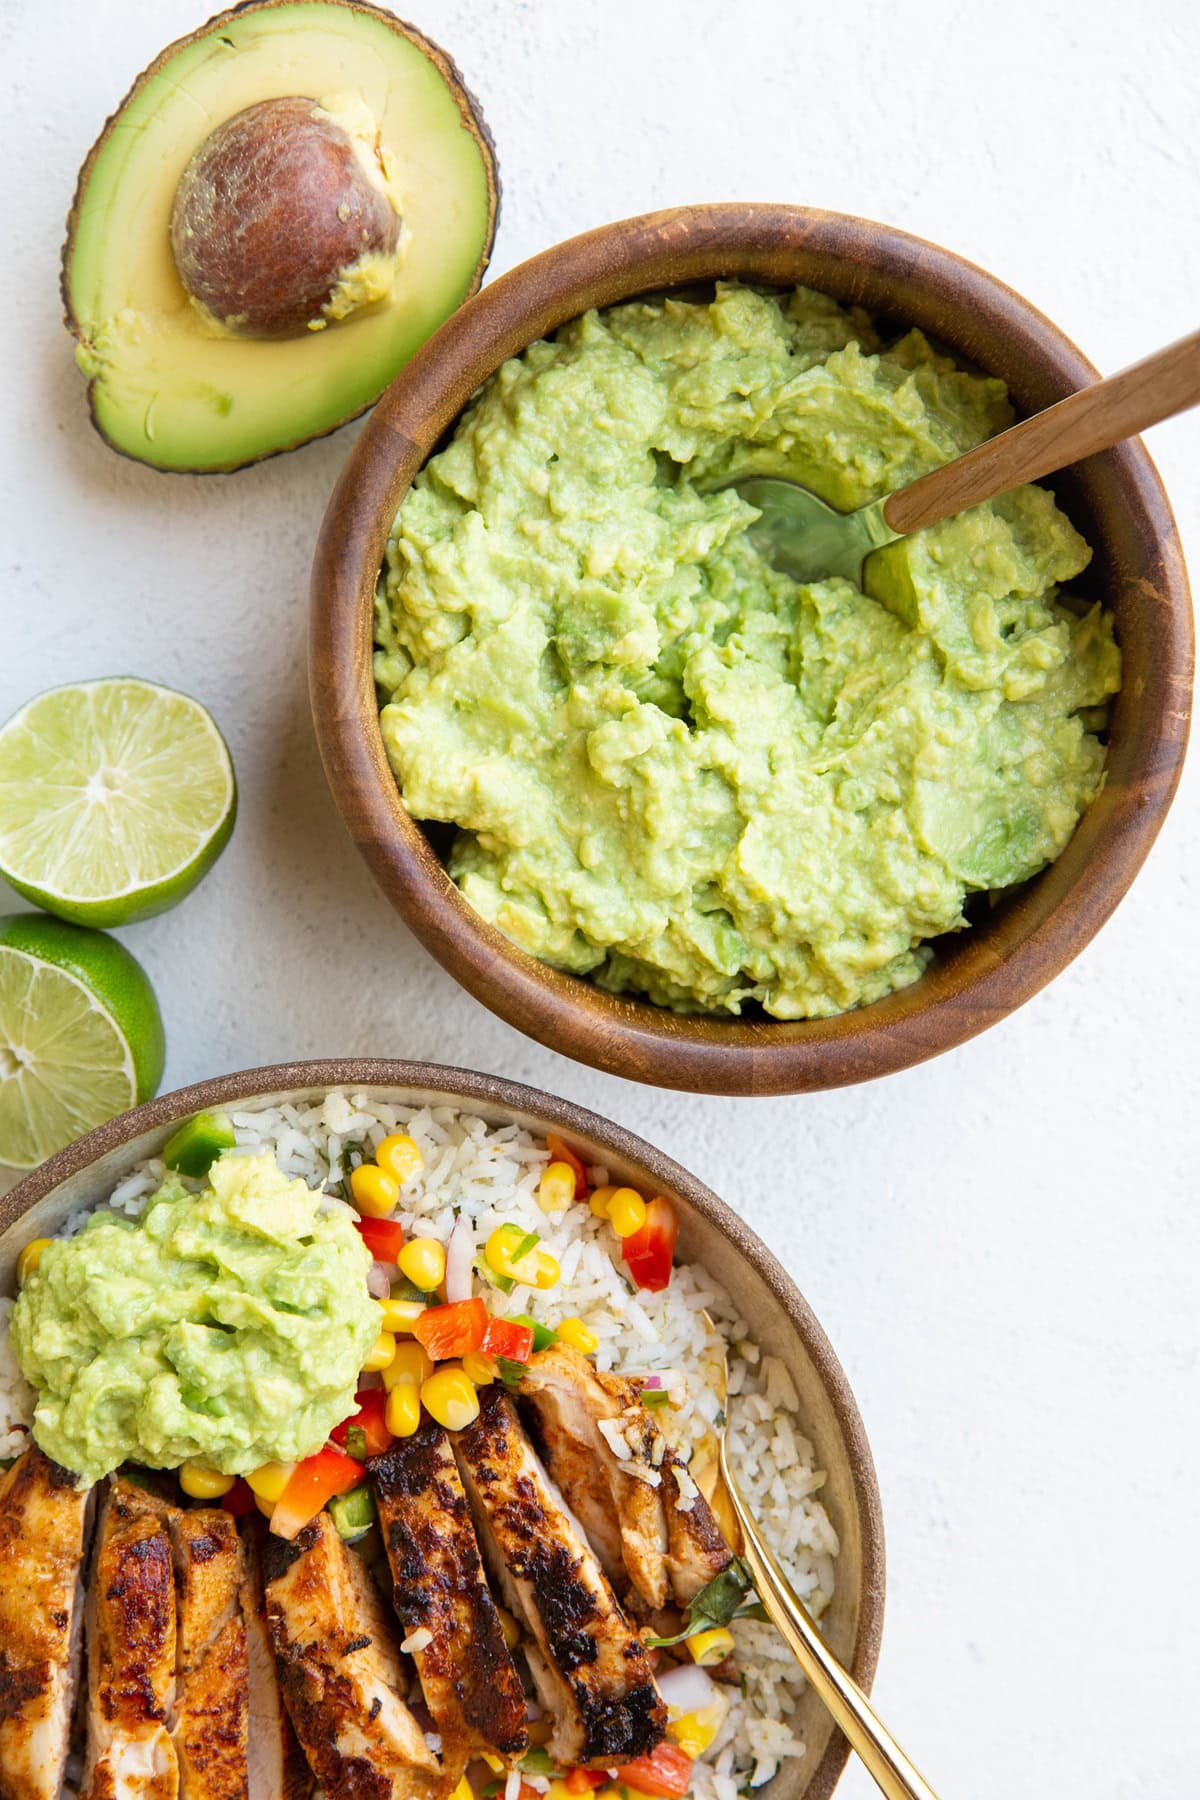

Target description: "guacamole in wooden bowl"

left=373, top=283, right=1120, bottom=1020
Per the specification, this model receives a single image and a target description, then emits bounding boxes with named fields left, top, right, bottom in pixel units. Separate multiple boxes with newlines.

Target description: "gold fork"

left=700, top=1318, right=941, bottom=1800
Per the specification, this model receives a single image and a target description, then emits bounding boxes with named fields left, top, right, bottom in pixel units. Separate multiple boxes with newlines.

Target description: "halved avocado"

left=62, top=0, right=498, bottom=472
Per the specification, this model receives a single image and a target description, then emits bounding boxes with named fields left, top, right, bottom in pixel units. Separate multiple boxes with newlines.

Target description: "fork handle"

left=882, top=327, right=1200, bottom=536
left=736, top=1500, right=942, bottom=1800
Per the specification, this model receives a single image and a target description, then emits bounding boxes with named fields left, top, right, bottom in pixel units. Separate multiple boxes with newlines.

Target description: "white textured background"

left=2, top=1, right=1199, bottom=1794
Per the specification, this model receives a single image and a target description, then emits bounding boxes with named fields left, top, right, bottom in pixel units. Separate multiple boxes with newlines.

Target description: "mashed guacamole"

left=10, top=1153, right=378, bottom=1484
left=374, top=284, right=1121, bottom=1018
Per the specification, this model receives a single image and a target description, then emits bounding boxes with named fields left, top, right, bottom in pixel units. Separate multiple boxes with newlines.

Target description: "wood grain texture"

left=0, top=1058, right=887, bottom=1800
left=884, top=327, right=1200, bottom=534
left=308, top=204, right=1194, bottom=1096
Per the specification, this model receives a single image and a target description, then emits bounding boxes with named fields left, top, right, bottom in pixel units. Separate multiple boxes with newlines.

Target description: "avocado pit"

left=170, top=96, right=402, bottom=339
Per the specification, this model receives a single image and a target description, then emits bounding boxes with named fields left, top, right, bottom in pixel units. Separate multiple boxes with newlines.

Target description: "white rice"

left=1, top=1090, right=838, bottom=1794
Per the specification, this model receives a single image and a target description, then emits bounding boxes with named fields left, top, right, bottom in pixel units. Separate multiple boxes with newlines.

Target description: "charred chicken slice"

left=453, top=1385, right=665, bottom=1768
left=519, top=1344, right=732, bottom=1610
left=83, top=1479, right=180, bottom=1800
left=518, top=1344, right=671, bottom=1610
left=659, top=1455, right=733, bottom=1605
left=169, top=1510, right=248, bottom=1800
left=239, top=1526, right=313, bottom=1800
left=262, top=1511, right=440, bottom=1800
left=0, top=1446, right=93, bottom=1800
left=371, top=1423, right=528, bottom=1780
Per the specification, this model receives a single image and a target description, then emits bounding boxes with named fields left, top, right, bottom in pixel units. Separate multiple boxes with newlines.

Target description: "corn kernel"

left=494, top=1606, right=520, bottom=1651
left=479, top=1753, right=506, bottom=1775
left=377, top=1133, right=424, bottom=1186
left=420, top=1364, right=480, bottom=1432
left=556, top=1317, right=598, bottom=1356
left=254, top=1492, right=277, bottom=1520
left=397, top=1236, right=446, bottom=1292
left=687, top=1626, right=736, bottom=1667
left=16, top=1238, right=52, bottom=1285
left=385, top=1381, right=422, bottom=1438
left=362, top=1330, right=397, bottom=1373
left=178, top=1460, right=236, bottom=1500
left=350, top=1163, right=400, bottom=1219
left=668, top=1705, right=722, bottom=1757
left=383, top=1340, right=434, bottom=1390
left=379, top=1296, right=425, bottom=1334
left=446, top=1780, right=474, bottom=1800
left=538, top=1160, right=576, bottom=1212
left=462, top=1350, right=497, bottom=1386
left=484, top=1223, right=540, bottom=1284
left=532, top=1249, right=560, bottom=1290
left=589, top=1185, right=616, bottom=1220
left=245, top=1461, right=296, bottom=1504
left=607, top=1188, right=647, bottom=1239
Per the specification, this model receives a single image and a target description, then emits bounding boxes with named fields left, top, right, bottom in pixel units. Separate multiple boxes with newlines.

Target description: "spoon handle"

left=728, top=1470, right=942, bottom=1800
left=882, top=327, right=1200, bottom=536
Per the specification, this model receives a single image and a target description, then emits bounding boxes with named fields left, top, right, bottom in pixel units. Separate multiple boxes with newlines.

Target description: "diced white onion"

left=656, top=1663, right=719, bottom=1715
left=445, top=1215, right=475, bottom=1304
left=505, top=1770, right=523, bottom=1800
left=367, top=1261, right=392, bottom=1299
left=402, top=1627, right=433, bottom=1653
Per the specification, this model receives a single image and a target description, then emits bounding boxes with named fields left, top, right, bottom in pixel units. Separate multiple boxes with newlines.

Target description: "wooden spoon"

left=728, top=328, right=1200, bottom=584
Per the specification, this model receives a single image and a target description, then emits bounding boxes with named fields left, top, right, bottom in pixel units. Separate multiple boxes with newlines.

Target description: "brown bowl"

left=309, top=204, right=1193, bottom=1096
left=0, top=1057, right=884, bottom=1800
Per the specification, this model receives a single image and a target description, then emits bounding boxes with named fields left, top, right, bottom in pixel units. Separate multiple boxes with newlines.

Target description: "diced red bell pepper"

left=621, top=1196, right=679, bottom=1294
left=546, top=1132, right=589, bottom=1199
left=413, top=1295, right=487, bottom=1360
left=481, top=1315, right=535, bottom=1363
left=220, top=1477, right=257, bottom=1519
left=564, top=1770, right=606, bottom=1794
left=331, top=1386, right=393, bottom=1459
left=269, top=1445, right=365, bottom=1541
left=614, top=1743, right=694, bottom=1797
left=354, top=1216, right=405, bottom=1263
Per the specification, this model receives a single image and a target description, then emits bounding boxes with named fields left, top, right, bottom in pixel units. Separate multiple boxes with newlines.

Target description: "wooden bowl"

left=309, top=205, right=1193, bottom=1095
left=0, top=1057, right=884, bottom=1800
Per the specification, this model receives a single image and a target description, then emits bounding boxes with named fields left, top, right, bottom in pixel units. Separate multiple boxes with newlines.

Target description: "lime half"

left=0, top=914, right=164, bottom=1169
left=0, top=677, right=236, bottom=926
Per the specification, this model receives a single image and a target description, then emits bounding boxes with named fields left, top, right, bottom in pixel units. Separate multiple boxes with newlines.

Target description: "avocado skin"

left=61, top=0, right=501, bottom=475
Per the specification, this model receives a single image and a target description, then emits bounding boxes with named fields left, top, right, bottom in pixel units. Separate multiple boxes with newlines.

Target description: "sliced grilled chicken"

left=371, top=1422, right=528, bottom=1781
left=83, top=1479, right=180, bottom=1800
left=454, top=1385, right=665, bottom=1768
left=659, top=1455, right=733, bottom=1605
left=519, top=1345, right=732, bottom=1610
left=169, top=1510, right=248, bottom=1800
left=518, top=1344, right=672, bottom=1610
left=0, top=1446, right=93, bottom=1800
left=239, top=1526, right=313, bottom=1800
left=263, top=1511, right=440, bottom=1800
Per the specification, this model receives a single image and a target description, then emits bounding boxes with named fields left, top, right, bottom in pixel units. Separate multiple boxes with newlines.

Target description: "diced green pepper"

left=510, top=1313, right=557, bottom=1353
left=329, top=1484, right=377, bottom=1541
left=163, top=1111, right=237, bottom=1177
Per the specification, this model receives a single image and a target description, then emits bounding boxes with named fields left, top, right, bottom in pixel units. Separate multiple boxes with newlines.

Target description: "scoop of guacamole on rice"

left=374, top=283, right=1121, bottom=1019
left=10, top=1153, right=378, bottom=1484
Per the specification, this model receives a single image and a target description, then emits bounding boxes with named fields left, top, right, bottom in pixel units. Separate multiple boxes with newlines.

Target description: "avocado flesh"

left=64, top=1, right=496, bottom=471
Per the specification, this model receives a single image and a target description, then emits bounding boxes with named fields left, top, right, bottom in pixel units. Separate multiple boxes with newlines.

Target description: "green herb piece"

left=336, top=1140, right=368, bottom=1203
left=645, top=1554, right=759, bottom=1647
left=496, top=1357, right=527, bottom=1391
